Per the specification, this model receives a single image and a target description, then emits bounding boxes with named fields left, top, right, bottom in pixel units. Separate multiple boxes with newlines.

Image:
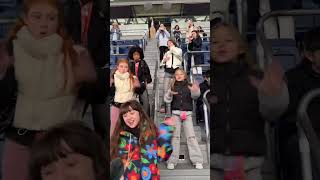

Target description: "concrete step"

left=173, top=142, right=209, bottom=165
left=159, top=163, right=210, bottom=180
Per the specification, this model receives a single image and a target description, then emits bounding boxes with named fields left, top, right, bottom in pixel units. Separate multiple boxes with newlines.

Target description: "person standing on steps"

left=156, top=24, right=170, bottom=63
left=164, top=68, right=204, bottom=170
left=128, top=46, right=152, bottom=116
left=159, top=39, right=182, bottom=114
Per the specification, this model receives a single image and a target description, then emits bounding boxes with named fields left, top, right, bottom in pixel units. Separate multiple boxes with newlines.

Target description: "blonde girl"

left=164, top=68, right=204, bottom=170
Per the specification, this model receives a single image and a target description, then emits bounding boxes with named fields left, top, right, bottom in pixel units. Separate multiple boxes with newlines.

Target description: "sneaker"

left=195, top=163, right=203, bottom=169
left=167, top=163, right=175, bottom=170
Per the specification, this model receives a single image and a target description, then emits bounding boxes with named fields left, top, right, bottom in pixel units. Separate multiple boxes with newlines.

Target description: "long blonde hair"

left=211, top=22, right=255, bottom=69
left=170, top=68, right=190, bottom=91
left=7, top=0, right=78, bottom=91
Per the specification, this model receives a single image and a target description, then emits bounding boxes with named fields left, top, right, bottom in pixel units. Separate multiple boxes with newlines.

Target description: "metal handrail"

left=203, top=89, right=211, bottom=163
left=256, top=9, right=320, bottom=70
left=183, top=51, right=210, bottom=72
left=297, top=88, right=320, bottom=180
left=190, top=64, right=210, bottom=83
left=0, top=19, right=16, bottom=23
left=236, top=0, right=248, bottom=36
left=153, top=60, right=160, bottom=123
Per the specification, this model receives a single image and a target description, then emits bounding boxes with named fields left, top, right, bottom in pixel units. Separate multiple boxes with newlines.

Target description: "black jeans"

left=187, top=52, right=204, bottom=74
left=159, top=46, right=167, bottom=62
left=84, top=103, right=108, bottom=148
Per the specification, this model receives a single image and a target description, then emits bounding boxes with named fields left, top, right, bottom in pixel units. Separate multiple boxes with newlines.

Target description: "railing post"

left=297, top=88, right=320, bottom=180
left=203, top=90, right=211, bottom=163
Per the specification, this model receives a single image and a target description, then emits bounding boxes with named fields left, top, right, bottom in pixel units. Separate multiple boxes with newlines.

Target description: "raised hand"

left=249, top=60, right=285, bottom=96
left=164, top=116, right=176, bottom=126
left=110, top=78, right=114, bottom=87
left=133, top=78, right=140, bottom=88
left=163, top=56, right=170, bottom=63
left=188, top=81, right=200, bottom=92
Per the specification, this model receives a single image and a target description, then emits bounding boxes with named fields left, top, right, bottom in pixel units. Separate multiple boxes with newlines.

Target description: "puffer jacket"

left=118, top=121, right=174, bottom=180
left=212, top=61, right=289, bottom=156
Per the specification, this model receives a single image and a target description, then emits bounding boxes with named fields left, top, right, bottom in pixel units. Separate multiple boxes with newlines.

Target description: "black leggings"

left=159, top=46, right=167, bottom=62
left=84, top=103, right=108, bottom=146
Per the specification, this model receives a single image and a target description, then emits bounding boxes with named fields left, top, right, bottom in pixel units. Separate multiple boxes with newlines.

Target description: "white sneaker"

left=195, top=163, right=203, bottom=169
left=167, top=163, right=175, bottom=170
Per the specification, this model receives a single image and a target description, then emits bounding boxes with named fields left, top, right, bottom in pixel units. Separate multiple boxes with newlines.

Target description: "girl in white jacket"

left=159, top=39, right=182, bottom=113
left=110, top=59, right=140, bottom=136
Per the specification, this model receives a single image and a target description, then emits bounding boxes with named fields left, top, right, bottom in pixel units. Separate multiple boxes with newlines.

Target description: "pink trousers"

left=2, top=138, right=31, bottom=180
left=110, top=105, right=120, bottom=137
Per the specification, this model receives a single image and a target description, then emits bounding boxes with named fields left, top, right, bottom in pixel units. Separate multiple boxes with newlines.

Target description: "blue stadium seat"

left=202, top=42, right=209, bottom=51
left=269, top=39, right=301, bottom=72
left=118, top=46, right=129, bottom=54
left=110, top=55, right=117, bottom=68
left=203, top=52, right=210, bottom=64
left=0, top=19, right=14, bottom=39
left=0, top=0, right=16, bottom=7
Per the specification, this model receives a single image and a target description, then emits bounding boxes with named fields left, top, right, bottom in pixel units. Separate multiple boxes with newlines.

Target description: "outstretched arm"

left=157, top=117, right=175, bottom=162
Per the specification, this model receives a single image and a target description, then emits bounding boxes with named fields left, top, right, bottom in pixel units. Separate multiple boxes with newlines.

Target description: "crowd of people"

left=108, top=18, right=211, bottom=179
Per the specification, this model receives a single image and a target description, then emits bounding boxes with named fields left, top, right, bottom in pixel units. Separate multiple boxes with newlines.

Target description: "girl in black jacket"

left=164, top=68, right=204, bottom=170
left=187, top=30, right=203, bottom=74
left=211, top=23, right=288, bottom=180
left=128, top=46, right=152, bottom=115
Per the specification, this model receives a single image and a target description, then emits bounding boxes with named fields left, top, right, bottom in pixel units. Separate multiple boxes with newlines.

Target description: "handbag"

left=164, top=53, right=178, bottom=74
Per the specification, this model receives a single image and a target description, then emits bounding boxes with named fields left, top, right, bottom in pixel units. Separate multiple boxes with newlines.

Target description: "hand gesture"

left=188, top=81, right=200, bottom=92
left=133, top=78, right=140, bottom=88
left=163, top=56, right=170, bottom=63
left=110, top=78, right=114, bottom=87
left=169, top=89, right=178, bottom=95
left=249, top=60, right=284, bottom=96
left=164, top=116, right=176, bottom=126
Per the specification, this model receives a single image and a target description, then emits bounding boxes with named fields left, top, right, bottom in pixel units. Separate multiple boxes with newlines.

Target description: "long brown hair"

left=110, top=100, right=157, bottom=160
left=29, top=121, right=107, bottom=180
left=7, top=0, right=78, bottom=91
left=211, top=22, right=256, bottom=69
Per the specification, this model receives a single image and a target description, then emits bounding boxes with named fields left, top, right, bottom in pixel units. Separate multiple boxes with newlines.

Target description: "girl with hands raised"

left=164, top=68, right=204, bottom=170
left=211, top=23, right=288, bottom=179
left=110, top=59, right=140, bottom=136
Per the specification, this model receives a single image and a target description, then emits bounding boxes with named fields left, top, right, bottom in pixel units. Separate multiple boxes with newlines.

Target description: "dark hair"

left=174, top=25, right=180, bottom=30
left=303, top=27, right=320, bottom=52
left=128, top=45, right=144, bottom=60
left=167, top=38, right=177, bottom=47
left=29, top=121, right=107, bottom=180
left=191, top=30, right=200, bottom=37
left=110, top=100, right=157, bottom=160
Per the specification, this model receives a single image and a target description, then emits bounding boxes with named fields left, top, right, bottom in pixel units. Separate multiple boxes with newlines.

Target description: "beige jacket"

left=160, top=46, right=183, bottom=69
left=114, top=71, right=136, bottom=103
